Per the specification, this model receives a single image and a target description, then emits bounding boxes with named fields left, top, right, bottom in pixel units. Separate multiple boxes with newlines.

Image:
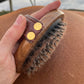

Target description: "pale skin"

left=0, top=0, right=61, bottom=84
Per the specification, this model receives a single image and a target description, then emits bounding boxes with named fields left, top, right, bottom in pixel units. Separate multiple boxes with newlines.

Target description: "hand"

left=0, top=1, right=61, bottom=84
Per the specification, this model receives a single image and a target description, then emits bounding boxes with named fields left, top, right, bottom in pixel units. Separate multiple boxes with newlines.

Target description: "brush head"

left=15, top=10, right=66, bottom=76
left=23, top=18, right=66, bottom=76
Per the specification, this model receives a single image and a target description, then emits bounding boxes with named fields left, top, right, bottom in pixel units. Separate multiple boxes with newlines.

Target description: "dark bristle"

left=37, top=43, right=42, bottom=47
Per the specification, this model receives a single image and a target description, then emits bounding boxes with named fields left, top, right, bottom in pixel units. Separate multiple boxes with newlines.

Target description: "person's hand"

left=0, top=1, right=61, bottom=84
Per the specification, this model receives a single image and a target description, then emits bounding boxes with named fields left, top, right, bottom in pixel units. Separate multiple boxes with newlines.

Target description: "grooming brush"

left=15, top=10, right=66, bottom=76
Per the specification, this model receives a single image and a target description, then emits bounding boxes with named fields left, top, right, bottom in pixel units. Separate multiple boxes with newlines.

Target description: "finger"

left=31, top=0, right=61, bottom=19
left=1, top=15, right=26, bottom=51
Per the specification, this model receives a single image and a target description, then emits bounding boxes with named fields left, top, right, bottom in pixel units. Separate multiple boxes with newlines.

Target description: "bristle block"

left=23, top=18, right=66, bottom=76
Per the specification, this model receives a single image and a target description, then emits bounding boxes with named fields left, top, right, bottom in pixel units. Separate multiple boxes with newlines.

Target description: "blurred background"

left=0, top=0, right=84, bottom=15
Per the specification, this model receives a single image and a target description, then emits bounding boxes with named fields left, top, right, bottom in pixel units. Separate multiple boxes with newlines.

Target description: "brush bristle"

left=22, top=18, right=66, bottom=76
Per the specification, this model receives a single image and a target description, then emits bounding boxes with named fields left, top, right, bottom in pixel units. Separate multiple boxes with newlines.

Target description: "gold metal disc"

left=34, top=22, right=42, bottom=30
left=27, top=32, right=35, bottom=40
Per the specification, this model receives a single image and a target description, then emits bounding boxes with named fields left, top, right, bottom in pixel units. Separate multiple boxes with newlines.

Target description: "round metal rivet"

left=34, top=22, right=42, bottom=30
left=27, top=32, right=35, bottom=40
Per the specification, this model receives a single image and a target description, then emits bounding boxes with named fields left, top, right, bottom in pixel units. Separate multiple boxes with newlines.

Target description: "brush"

left=15, top=10, right=66, bottom=76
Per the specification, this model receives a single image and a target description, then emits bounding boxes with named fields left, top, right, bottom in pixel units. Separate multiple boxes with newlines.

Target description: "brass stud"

left=34, top=22, right=42, bottom=30
left=27, top=32, right=35, bottom=40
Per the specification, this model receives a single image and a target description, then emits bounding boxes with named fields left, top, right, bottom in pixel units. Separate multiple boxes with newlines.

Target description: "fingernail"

left=15, top=14, right=24, bottom=25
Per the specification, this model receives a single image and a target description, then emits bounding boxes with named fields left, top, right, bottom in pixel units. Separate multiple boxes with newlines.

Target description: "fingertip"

left=46, top=0, right=61, bottom=12
left=13, top=14, right=26, bottom=27
left=56, top=0, right=61, bottom=7
left=52, top=0, right=61, bottom=9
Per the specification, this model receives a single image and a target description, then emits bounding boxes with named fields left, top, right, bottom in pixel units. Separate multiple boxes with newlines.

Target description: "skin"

left=0, top=1, right=61, bottom=84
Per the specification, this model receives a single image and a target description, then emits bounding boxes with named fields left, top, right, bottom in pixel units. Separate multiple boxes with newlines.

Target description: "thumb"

left=0, top=15, right=26, bottom=51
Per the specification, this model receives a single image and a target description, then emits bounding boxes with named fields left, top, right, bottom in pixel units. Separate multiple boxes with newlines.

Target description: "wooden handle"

left=15, top=10, right=64, bottom=73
